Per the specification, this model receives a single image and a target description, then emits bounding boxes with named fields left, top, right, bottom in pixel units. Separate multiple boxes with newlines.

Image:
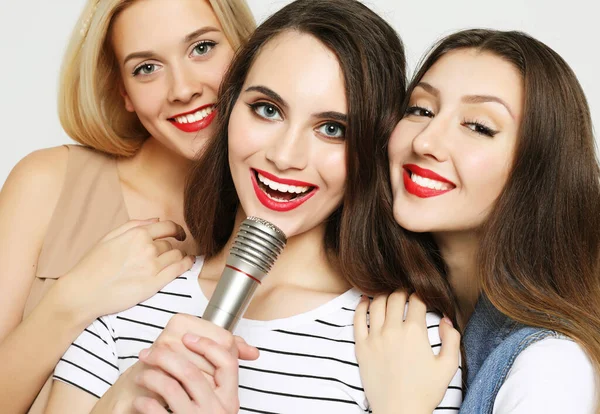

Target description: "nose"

left=265, top=125, right=309, bottom=171
left=411, top=117, right=449, bottom=163
left=167, top=63, right=203, bottom=104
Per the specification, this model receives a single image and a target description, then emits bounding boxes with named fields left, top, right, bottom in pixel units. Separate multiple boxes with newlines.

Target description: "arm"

left=0, top=147, right=73, bottom=413
left=0, top=147, right=194, bottom=413
left=354, top=292, right=462, bottom=414
left=492, top=338, right=595, bottom=414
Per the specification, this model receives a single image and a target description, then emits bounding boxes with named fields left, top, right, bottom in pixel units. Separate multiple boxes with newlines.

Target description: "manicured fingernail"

left=139, top=348, right=151, bottom=359
left=183, top=333, right=201, bottom=343
left=442, top=317, right=453, bottom=327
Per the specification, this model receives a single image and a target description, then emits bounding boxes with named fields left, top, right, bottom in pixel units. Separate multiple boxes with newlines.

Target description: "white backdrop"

left=0, top=0, right=597, bottom=186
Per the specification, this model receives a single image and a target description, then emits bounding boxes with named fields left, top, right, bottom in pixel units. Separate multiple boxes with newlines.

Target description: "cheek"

left=320, top=147, right=347, bottom=192
left=388, top=121, right=415, bottom=161
left=461, top=150, right=510, bottom=202
left=123, top=81, right=165, bottom=115
left=227, top=103, right=268, bottom=161
left=206, top=49, right=235, bottom=89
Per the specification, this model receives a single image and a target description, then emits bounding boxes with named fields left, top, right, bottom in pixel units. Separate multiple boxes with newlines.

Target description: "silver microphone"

left=202, top=216, right=287, bottom=332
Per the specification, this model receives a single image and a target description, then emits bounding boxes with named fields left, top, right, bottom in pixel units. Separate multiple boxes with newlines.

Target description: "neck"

left=207, top=209, right=350, bottom=295
left=434, top=231, right=481, bottom=329
left=118, top=137, right=193, bottom=203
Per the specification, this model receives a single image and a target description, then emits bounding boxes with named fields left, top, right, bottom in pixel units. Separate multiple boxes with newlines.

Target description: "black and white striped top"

left=54, top=257, right=462, bottom=413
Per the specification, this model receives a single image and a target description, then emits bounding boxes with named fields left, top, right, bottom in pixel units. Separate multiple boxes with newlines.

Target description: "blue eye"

left=405, top=105, right=434, bottom=118
left=317, top=122, right=345, bottom=139
left=133, top=63, right=160, bottom=77
left=250, top=103, right=283, bottom=121
left=191, top=41, right=216, bottom=57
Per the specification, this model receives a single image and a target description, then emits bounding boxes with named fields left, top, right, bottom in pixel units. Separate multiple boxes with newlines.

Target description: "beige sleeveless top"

left=23, top=145, right=129, bottom=413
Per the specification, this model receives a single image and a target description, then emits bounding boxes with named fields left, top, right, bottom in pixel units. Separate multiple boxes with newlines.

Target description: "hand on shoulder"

left=52, top=219, right=196, bottom=327
left=354, top=291, right=461, bottom=414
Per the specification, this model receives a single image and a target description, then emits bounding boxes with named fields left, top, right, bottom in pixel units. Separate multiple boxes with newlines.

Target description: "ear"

left=119, top=82, right=135, bottom=113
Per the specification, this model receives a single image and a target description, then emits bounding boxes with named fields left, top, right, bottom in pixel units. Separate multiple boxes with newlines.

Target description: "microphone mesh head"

left=229, top=217, right=287, bottom=275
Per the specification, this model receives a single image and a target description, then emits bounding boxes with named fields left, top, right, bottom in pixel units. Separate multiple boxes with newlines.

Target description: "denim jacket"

left=458, top=296, right=557, bottom=413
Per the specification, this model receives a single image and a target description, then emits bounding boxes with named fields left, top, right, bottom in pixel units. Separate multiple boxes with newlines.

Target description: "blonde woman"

left=0, top=1, right=255, bottom=413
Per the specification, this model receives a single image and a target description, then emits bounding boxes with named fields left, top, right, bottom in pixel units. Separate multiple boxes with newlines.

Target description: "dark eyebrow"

left=123, top=26, right=220, bottom=65
left=417, top=82, right=514, bottom=119
left=462, top=95, right=515, bottom=119
left=415, top=82, right=440, bottom=98
left=244, top=85, right=288, bottom=109
left=313, top=111, right=347, bottom=123
left=244, top=86, right=346, bottom=122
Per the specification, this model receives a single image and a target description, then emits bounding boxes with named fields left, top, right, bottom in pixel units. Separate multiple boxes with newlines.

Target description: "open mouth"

left=405, top=169, right=454, bottom=191
left=251, top=169, right=318, bottom=212
left=169, top=105, right=215, bottom=124
left=168, top=105, right=216, bottom=132
left=402, top=164, right=455, bottom=198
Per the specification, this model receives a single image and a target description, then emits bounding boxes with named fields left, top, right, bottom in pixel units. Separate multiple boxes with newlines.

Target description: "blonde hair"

left=58, top=0, right=256, bottom=156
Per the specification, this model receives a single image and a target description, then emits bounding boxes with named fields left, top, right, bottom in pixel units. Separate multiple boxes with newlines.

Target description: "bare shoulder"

left=0, top=145, right=72, bottom=224
left=2, top=146, right=70, bottom=194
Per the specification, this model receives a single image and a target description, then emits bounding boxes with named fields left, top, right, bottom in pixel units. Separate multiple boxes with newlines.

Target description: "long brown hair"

left=408, top=28, right=600, bottom=388
left=185, top=0, right=456, bottom=319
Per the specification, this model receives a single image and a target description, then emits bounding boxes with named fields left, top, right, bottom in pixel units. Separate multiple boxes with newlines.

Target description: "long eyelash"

left=462, top=118, right=499, bottom=137
left=318, top=122, right=346, bottom=139
left=405, top=105, right=434, bottom=117
left=132, top=63, right=153, bottom=77
left=247, top=101, right=281, bottom=119
left=191, top=40, right=217, bottom=53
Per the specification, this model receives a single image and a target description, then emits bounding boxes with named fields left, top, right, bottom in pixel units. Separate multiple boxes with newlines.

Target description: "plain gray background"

left=0, top=0, right=597, bottom=186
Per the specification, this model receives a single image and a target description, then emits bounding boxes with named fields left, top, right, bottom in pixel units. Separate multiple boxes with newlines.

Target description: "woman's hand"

left=354, top=291, right=461, bottom=414
left=149, top=313, right=259, bottom=387
left=133, top=334, right=242, bottom=414
left=52, top=219, right=195, bottom=326
left=92, top=314, right=258, bottom=414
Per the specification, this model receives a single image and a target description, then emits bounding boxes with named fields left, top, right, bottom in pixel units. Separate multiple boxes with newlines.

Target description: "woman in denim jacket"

left=354, top=29, right=600, bottom=414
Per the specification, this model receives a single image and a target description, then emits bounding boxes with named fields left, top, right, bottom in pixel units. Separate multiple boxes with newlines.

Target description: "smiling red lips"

left=169, top=104, right=216, bottom=133
left=251, top=168, right=318, bottom=212
left=403, top=164, right=456, bottom=198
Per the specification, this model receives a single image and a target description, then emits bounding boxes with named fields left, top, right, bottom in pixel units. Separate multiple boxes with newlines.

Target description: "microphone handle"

left=202, top=265, right=260, bottom=332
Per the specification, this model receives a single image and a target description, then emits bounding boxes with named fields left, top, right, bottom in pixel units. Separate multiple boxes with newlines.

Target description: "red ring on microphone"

left=225, top=265, right=262, bottom=284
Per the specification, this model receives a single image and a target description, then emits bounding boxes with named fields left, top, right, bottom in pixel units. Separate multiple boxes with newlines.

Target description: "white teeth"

left=410, top=173, right=452, bottom=191
left=172, top=106, right=214, bottom=124
left=257, top=172, right=311, bottom=194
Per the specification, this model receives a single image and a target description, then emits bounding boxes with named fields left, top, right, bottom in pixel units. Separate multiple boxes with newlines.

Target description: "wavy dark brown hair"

left=407, top=28, right=600, bottom=393
left=184, top=0, right=456, bottom=319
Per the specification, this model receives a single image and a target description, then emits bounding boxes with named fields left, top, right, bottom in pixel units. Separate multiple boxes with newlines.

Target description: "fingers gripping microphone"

left=202, top=217, right=287, bottom=332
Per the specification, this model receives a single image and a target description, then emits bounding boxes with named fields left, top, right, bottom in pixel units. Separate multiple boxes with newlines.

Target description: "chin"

left=393, top=209, right=431, bottom=234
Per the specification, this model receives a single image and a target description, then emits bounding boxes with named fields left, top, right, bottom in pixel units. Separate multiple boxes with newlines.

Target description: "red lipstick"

left=251, top=169, right=318, bottom=212
left=254, top=168, right=315, bottom=187
left=403, top=164, right=455, bottom=198
left=169, top=104, right=216, bottom=133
